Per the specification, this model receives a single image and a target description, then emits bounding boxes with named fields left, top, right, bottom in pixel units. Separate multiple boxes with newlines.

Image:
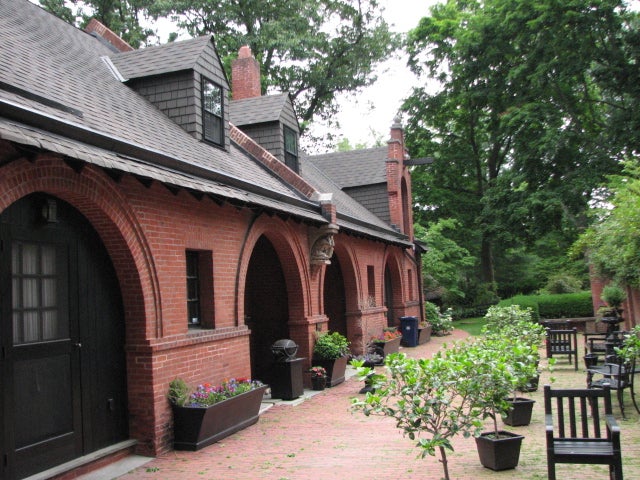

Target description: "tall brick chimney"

left=232, top=46, right=262, bottom=100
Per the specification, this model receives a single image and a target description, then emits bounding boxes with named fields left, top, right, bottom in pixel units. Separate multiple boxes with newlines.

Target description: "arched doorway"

left=0, top=193, right=128, bottom=479
left=384, top=266, right=395, bottom=328
left=324, top=256, right=347, bottom=337
left=244, top=235, right=289, bottom=384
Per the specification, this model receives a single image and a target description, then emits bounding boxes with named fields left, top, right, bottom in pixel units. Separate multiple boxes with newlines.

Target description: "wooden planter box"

left=172, top=385, right=268, bottom=451
left=418, top=325, right=432, bottom=345
left=373, top=336, right=402, bottom=357
left=312, top=355, right=349, bottom=387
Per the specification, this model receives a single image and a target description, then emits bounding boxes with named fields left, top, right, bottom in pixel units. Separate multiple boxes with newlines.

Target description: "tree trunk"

left=480, top=235, right=494, bottom=284
left=438, top=445, right=451, bottom=480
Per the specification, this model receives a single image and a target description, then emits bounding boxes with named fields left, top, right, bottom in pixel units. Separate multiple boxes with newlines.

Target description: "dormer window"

left=202, top=77, right=223, bottom=146
left=284, top=126, right=298, bottom=172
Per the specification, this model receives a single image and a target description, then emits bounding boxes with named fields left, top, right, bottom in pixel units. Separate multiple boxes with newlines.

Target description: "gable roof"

left=230, top=94, right=292, bottom=127
left=0, top=0, right=411, bottom=247
left=0, top=1, right=312, bottom=210
left=109, top=36, right=221, bottom=82
left=307, top=147, right=388, bottom=188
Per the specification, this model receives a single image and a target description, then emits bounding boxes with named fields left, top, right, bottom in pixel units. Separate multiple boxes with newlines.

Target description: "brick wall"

left=0, top=147, right=421, bottom=456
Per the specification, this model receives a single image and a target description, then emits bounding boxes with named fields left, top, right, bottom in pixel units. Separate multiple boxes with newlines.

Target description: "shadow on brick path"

left=114, top=329, right=640, bottom=480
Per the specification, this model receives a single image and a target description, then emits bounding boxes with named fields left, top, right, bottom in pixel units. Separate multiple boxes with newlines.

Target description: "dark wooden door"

left=1, top=194, right=127, bottom=479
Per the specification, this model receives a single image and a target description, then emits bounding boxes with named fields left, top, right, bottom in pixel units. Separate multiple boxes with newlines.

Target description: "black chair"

left=544, top=385, right=623, bottom=480
left=546, top=327, right=579, bottom=370
left=588, top=355, right=639, bottom=419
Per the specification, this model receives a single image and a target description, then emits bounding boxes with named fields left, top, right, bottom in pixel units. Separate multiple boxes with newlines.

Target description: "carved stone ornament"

left=310, top=224, right=338, bottom=265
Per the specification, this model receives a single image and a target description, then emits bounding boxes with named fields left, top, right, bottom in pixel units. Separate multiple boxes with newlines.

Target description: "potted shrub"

left=601, top=284, right=627, bottom=316
left=168, top=377, right=268, bottom=451
left=312, top=331, right=350, bottom=387
left=371, top=327, right=403, bottom=357
left=351, top=346, right=485, bottom=480
left=467, top=337, right=525, bottom=471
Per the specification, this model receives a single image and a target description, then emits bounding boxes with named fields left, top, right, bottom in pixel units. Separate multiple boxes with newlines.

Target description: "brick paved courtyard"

left=120, top=329, right=640, bottom=479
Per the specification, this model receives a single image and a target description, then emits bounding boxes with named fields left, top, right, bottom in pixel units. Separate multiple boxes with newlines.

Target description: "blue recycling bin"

left=400, top=316, right=419, bottom=347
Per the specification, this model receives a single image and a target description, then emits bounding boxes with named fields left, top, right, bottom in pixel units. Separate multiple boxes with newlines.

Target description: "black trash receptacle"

left=270, top=339, right=304, bottom=400
left=400, top=316, right=419, bottom=347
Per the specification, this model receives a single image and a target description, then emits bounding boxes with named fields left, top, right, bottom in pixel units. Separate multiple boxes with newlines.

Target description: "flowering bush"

left=168, top=377, right=264, bottom=408
left=372, top=327, right=402, bottom=342
left=309, top=366, right=327, bottom=379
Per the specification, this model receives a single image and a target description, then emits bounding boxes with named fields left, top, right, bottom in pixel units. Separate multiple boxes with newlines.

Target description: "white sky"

left=322, top=0, right=439, bottom=149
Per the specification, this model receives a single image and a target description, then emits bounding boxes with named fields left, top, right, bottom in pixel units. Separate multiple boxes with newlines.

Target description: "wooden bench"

left=544, top=385, right=623, bottom=480
left=546, top=327, right=578, bottom=370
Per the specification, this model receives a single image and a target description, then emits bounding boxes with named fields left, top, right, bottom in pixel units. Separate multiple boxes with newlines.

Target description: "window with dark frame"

left=202, top=78, right=223, bottom=146
left=186, top=251, right=201, bottom=326
left=283, top=126, right=299, bottom=172
left=186, top=249, right=215, bottom=329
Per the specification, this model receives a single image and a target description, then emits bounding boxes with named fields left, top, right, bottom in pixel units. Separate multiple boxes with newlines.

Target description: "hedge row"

left=498, top=291, right=594, bottom=320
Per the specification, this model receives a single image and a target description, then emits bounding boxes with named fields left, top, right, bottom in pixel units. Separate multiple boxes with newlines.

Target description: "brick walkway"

left=120, top=329, right=640, bottom=479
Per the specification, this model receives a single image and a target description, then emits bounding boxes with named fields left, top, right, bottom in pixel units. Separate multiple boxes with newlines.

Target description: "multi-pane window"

left=284, top=126, right=298, bottom=172
left=186, top=250, right=214, bottom=329
left=12, top=242, right=65, bottom=344
left=202, top=78, right=223, bottom=146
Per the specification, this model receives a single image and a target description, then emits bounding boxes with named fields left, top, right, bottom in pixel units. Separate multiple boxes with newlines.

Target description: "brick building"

left=0, top=0, right=423, bottom=478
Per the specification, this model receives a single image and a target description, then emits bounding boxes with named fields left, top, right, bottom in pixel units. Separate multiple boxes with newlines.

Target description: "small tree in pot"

left=351, top=346, right=483, bottom=480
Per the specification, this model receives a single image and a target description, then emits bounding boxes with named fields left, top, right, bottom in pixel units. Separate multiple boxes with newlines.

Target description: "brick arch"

left=237, top=215, right=309, bottom=327
left=383, top=248, right=405, bottom=326
left=0, top=156, right=162, bottom=341
left=331, top=238, right=361, bottom=315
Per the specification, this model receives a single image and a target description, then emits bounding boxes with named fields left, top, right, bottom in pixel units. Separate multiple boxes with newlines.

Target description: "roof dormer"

left=229, top=46, right=301, bottom=173
left=107, top=35, right=231, bottom=151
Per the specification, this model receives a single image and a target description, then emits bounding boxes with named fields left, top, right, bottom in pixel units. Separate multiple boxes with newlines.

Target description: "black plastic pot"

left=475, top=430, right=524, bottom=471
left=502, top=397, right=535, bottom=426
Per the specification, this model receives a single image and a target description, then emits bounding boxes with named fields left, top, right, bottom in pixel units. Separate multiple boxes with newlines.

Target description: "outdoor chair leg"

left=617, top=389, right=626, bottom=419
left=548, top=461, right=556, bottom=480
left=631, top=386, right=640, bottom=414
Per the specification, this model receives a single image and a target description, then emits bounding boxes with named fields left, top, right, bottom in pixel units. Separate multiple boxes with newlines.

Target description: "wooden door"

left=1, top=194, right=127, bottom=479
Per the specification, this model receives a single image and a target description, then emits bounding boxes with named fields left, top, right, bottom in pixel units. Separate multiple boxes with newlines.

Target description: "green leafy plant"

left=168, top=378, right=190, bottom=407
left=313, top=331, right=350, bottom=360
left=351, top=349, right=483, bottom=480
left=601, top=284, right=627, bottom=310
left=429, top=306, right=454, bottom=336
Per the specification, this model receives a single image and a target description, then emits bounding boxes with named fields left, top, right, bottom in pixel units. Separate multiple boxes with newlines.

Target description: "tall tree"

left=151, top=0, right=399, bottom=135
left=40, top=0, right=156, bottom=48
left=404, top=0, right=635, bottom=299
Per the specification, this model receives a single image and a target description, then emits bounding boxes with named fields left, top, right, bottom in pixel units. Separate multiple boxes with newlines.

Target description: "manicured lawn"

left=454, top=316, right=486, bottom=336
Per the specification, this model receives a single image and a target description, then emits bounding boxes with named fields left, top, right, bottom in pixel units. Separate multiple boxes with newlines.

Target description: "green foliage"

left=405, top=0, right=634, bottom=301
left=425, top=303, right=454, bottom=336
left=313, top=331, right=350, bottom=360
left=543, top=274, right=584, bottom=294
left=167, top=378, right=190, bottom=407
left=351, top=305, right=546, bottom=479
left=601, top=284, right=627, bottom=308
left=615, top=326, right=640, bottom=363
left=414, top=219, right=475, bottom=303
left=499, top=292, right=594, bottom=319
left=40, top=0, right=156, bottom=48
left=573, top=160, right=640, bottom=288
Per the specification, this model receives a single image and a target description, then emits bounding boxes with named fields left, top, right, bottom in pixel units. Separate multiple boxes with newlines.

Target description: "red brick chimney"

left=85, top=18, right=134, bottom=53
left=232, top=46, right=262, bottom=100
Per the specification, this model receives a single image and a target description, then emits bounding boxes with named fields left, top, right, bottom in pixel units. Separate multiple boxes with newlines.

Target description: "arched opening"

left=0, top=193, right=128, bottom=479
left=324, top=255, right=347, bottom=337
left=244, top=235, right=289, bottom=384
